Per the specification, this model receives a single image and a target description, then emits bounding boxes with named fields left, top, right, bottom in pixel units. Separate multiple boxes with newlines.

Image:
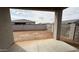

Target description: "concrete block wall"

left=55, top=23, right=76, bottom=41
left=61, top=24, right=70, bottom=38
left=46, top=24, right=54, bottom=32
left=12, top=24, right=47, bottom=31
left=45, top=23, right=77, bottom=41
left=61, top=23, right=79, bottom=42
left=74, top=24, right=79, bottom=42
left=69, top=24, right=75, bottom=40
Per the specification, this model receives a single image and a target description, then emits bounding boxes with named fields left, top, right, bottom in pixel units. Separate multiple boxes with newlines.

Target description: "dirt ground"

left=13, top=31, right=53, bottom=42
left=13, top=30, right=79, bottom=49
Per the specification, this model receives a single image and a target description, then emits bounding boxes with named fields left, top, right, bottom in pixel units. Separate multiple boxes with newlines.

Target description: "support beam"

left=0, top=8, right=14, bottom=51
left=54, top=10, right=63, bottom=40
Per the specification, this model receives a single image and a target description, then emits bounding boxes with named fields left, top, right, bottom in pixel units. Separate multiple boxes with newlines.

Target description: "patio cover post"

left=54, top=10, right=63, bottom=40
left=0, top=8, right=14, bottom=51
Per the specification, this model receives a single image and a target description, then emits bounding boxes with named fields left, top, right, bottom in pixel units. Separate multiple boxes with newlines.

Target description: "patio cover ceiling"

left=10, top=7, right=67, bottom=11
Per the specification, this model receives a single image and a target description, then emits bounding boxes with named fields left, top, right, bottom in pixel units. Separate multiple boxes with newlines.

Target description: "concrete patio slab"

left=9, top=39, right=77, bottom=52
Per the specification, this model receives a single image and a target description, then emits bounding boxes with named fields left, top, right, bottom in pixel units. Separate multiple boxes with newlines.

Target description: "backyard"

left=9, top=30, right=78, bottom=52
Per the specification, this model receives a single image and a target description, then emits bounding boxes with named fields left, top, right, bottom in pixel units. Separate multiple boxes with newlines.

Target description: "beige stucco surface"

left=0, top=8, right=14, bottom=51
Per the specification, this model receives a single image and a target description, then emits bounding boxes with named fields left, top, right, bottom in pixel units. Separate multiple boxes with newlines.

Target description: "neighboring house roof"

left=47, top=19, right=79, bottom=24
left=62, top=19, right=79, bottom=24
left=12, top=19, right=35, bottom=23
left=12, top=19, right=79, bottom=24
left=42, top=23, right=54, bottom=25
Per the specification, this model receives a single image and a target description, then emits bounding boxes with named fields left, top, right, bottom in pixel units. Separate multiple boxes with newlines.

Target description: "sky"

left=10, top=7, right=79, bottom=24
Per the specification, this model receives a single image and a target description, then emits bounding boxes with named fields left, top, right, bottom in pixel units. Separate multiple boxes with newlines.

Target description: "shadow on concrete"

left=8, top=44, right=26, bottom=52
